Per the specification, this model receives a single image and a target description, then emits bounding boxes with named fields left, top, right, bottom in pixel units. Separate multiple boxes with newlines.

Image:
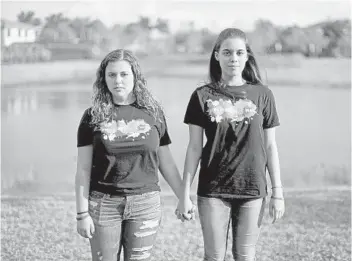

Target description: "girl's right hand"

left=77, top=215, right=95, bottom=239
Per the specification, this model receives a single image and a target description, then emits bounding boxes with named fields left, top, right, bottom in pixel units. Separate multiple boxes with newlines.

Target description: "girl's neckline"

left=114, top=101, right=137, bottom=106
left=225, top=82, right=248, bottom=88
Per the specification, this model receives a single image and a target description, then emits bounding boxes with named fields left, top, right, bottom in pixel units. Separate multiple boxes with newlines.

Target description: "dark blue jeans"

left=197, top=196, right=266, bottom=261
left=88, top=190, right=161, bottom=261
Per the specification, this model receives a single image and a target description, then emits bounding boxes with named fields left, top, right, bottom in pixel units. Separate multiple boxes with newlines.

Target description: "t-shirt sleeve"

left=159, top=114, right=172, bottom=146
left=77, top=109, right=94, bottom=147
left=184, top=90, right=207, bottom=128
left=262, top=89, right=280, bottom=129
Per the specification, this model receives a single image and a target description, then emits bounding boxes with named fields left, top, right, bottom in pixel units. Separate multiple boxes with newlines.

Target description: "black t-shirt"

left=184, top=83, right=280, bottom=199
left=77, top=103, right=171, bottom=196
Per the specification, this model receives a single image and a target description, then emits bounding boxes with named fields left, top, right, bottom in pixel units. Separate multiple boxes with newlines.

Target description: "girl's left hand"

left=269, top=196, right=285, bottom=223
left=175, top=197, right=196, bottom=222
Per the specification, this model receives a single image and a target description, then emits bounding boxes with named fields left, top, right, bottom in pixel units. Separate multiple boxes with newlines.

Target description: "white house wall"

left=3, top=27, right=38, bottom=46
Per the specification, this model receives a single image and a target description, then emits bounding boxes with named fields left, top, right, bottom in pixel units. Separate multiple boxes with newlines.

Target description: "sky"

left=1, top=0, right=351, bottom=32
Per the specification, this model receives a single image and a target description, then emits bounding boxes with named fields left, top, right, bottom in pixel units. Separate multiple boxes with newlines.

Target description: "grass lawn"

left=1, top=188, right=350, bottom=261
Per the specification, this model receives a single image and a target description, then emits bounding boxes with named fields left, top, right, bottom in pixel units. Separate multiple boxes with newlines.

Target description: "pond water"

left=1, top=77, right=350, bottom=195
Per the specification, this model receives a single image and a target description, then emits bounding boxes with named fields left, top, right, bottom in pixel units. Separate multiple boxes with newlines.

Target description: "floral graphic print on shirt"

left=100, top=119, right=151, bottom=141
left=206, top=98, right=257, bottom=124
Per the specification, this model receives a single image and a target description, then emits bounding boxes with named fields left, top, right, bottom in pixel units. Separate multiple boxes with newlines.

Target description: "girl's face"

left=215, top=37, right=248, bottom=80
left=105, top=60, right=134, bottom=101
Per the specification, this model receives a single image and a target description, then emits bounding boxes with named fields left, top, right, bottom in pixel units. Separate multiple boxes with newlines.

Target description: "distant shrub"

left=44, top=42, right=101, bottom=60
left=1, top=43, right=52, bottom=64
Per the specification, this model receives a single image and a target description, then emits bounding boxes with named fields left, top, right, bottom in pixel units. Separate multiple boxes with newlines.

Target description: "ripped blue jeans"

left=88, top=190, right=161, bottom=261
left=197, top=196, right=266, bottom=261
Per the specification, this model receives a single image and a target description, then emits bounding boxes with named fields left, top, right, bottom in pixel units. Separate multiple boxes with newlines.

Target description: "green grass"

left=1, top=188, right=350, bottom=261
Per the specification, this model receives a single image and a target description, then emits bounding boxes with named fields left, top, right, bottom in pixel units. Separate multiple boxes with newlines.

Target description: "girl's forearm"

left=266, top=143, right=283, bottom=197
left=183, top=145, right=202, bottom=198
left=75, top=170, right=91, bottom=213
left=158, top=146, right=184, bottom=199
left=160, top=165, right=183, bottom=199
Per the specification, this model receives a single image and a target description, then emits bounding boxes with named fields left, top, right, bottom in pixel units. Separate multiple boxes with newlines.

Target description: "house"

left=1, top=19, right=42, bottom=47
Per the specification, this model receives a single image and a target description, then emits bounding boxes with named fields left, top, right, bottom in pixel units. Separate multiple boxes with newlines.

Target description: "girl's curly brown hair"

left=90, top=49, right=163, bottom=124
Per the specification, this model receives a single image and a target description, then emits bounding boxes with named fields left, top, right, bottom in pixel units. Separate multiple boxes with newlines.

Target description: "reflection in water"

left=2, top=85, right=92, bottom=195
left=2, top=88, right=92, bottom=116
left=3, top=91, right=38, bottom=115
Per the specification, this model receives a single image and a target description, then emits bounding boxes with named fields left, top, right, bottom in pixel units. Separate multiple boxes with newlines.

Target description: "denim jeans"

left=197, top=196, right=266, bottom=261
left=88, top=190, right=162, bottom=261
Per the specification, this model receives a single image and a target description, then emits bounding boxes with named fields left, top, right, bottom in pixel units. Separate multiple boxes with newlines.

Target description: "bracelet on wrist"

left=76, top=213, right=89, bottom=221
left=77, top=210, right=88, bottom=215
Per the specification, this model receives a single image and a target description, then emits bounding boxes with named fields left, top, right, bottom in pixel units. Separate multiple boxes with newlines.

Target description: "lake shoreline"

left=2, top=67, right=350, bottom=90
left=2, top=56, right=351, bottom=89
left=2, top=76, right=350, bottom=89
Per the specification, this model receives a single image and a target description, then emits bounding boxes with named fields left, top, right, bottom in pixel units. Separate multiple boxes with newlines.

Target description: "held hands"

left=76, top=211, right=95, bottom=239
left=175, top=197, right=196, bottom=222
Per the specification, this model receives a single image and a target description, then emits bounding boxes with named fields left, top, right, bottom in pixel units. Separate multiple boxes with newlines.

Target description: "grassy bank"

left=2, top=55, right=351, bottom=89
left=1, top=188, right=350, bottom=261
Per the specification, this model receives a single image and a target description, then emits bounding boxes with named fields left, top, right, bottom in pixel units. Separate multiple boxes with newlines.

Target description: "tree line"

left=13, top=10, right=352, bottom=58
